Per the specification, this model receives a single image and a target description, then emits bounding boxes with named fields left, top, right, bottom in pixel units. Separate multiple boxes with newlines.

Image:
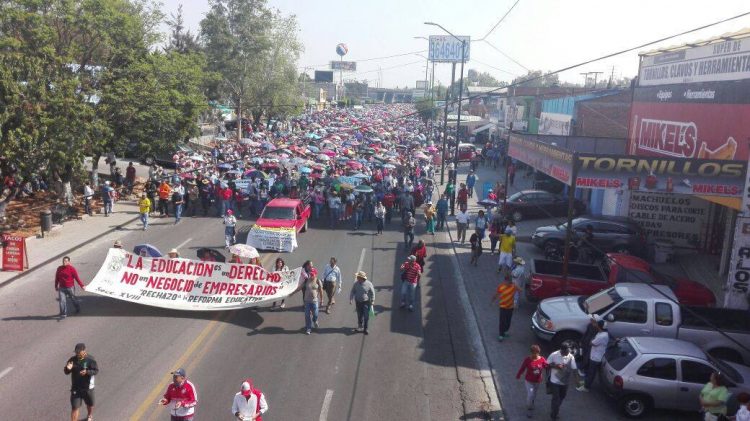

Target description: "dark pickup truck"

left=525, top=253, right=716, bottom=307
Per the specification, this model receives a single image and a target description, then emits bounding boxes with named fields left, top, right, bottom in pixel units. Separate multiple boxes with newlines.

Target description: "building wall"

left=575, top=91, right=631, bottom=138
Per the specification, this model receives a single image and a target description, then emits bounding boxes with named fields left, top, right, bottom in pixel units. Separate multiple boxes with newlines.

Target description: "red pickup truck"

left=255, top=198, right=311, bottom=233
left=525, top=253, right=716, bottom=306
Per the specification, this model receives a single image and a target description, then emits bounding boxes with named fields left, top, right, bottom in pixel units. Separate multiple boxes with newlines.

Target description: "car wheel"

left=512, top=210, right=523, bottom=222
left=613, top=245, right=630, bottom=254
left=619, top=394, right=650, bottom=418
left=144, top=156, right=155, bottom=166
left=300, top=220, right=308, bottom=233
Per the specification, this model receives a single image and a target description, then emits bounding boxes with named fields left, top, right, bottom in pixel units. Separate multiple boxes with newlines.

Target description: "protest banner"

left=246, top=225, right=298, bottom=252
left=2, top=233, right=28, bottom=272
left=87, top=249, right=302, bottom=310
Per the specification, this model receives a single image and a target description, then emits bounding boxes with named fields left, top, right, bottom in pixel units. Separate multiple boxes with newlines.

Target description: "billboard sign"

left=639, top=37, right=750, bottom=86
left=727, top=217, right=750, bottom=309
left=627, top=192, right=710, bottom=248
left=539, top=112, right=573, bottom=135
left=331, top=61, right=357, bottom=71
left=428, top=35, right=471, bottom=62
left=314, top=70, right=333, bottom=82
left=508, top=134, right=574, bottom=184
left=628, top=80, right=750, bottom=161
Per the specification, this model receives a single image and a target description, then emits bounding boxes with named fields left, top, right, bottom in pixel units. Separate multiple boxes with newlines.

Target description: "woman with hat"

left=349, top=271, right=375, bottom=334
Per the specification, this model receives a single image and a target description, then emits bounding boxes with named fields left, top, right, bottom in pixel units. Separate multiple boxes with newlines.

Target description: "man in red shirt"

left=457, top=183, right=468, bottom=208
left=399, top=255, right=421, bottom=312
left=55, top=256, right=85, bottom=318
left=382, top=191, right=395, bottom=224
left=159, top=368, right=198, bottom=421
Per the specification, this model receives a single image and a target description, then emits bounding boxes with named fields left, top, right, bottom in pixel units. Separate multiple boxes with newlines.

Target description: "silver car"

left=600, top=336, right=750, bottom=418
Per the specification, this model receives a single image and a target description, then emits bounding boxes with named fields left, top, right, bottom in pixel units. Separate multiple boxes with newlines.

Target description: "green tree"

left=511, top=70, right=560, bottom=88
left=166, top=4, right=201, bottom=54
left=415, top=98, right=436, bottom=123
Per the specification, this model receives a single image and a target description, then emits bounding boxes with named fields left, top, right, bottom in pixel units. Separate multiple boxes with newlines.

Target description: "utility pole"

left=450, top=39, right=466, bottom=216
left=440, top=63, right=456, bottom=186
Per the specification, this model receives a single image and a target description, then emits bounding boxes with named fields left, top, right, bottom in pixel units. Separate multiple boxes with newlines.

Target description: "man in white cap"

left=349, top=271, right=375, bottom=334
left=167, top=249, right=180, bottom=259
left=232, top=378, right=268, bottom=420
left=511, top=256, right=528, bottom=305
left=159, top=368, right=197, bottom=421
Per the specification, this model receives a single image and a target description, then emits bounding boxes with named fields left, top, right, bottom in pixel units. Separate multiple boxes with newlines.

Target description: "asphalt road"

left=0, top=209, right=474, bottom=420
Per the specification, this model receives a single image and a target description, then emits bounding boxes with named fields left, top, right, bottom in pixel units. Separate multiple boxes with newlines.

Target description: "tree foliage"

left=511, top=70, right=561, bottom=88
left=415, top=98, right=436, bottom=123
left=467, top=69, right=506, bottom=87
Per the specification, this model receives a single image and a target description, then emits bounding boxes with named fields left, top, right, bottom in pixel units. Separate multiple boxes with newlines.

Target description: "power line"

left=470, top=58, right=519, bottom=77
left=481, top=39, right=531, bottom=72
left=479, top=0, right=521, bottom=41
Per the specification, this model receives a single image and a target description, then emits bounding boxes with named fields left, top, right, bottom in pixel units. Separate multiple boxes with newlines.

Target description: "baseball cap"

left=171, top=368, right=186, bottom=377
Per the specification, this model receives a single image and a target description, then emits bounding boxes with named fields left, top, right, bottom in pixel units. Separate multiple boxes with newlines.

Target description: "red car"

left=526, top=253, right=716, bottom=307
left=457, top=143, right=477, bottom=162
left=255, top=198, right=311, bottom=233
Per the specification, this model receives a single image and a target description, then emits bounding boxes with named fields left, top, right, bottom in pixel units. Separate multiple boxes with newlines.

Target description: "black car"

left=531, top=215, right=647, bottom=255
left=141, top=144, right=198, bottom=168
left=532, top=171, right=564, bottom=194
left=502, top=190, right=585, bottom=222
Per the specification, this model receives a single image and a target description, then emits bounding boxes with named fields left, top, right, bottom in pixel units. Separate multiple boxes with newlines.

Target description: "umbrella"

left=190, top=154, right=206, bottom=162
left=246, top=169, right=267, bottom=179
left=351, top=173, right=369, bottom=179
left=217, top=163, right=233, bottom=170
left=299, top=166, right=312, bottom=174
left=477, top=199, right=499, bottom=208
left=317, top=154, right=330, bottom=161
left=354, top=184, right=374, bottom=193
left=197, top=248, right=226, bottom=262
left=229, top=244, right=260, bottom=259
left=322, top=149, right=336, bottom=157
left=133, top=244, right=162, bottom=257
left=383, top=163, right=396, bottom=169
left=307, top=145, right=320, bottom=153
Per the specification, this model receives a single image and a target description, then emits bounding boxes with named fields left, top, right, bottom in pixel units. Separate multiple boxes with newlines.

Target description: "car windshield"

left=557, top=217, right=588, bottom=229
left=261, top=206, right=295, bottom=220
left=508, top=192, right=525, bottom=202
left=709, top=356, right=743, bottom=385
left=604, top=338, right=637, bottom=370
left=582, top=287, right=623, bottom=314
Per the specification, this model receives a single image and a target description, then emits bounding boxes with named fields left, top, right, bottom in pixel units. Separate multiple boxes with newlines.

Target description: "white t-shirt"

left=456, top=211, right=470, bottom=224
left=547, top=351, right=577, bottom=385
left=589, top=331, right=609, bottom=362
left=736, top=405, right=750, bottom=421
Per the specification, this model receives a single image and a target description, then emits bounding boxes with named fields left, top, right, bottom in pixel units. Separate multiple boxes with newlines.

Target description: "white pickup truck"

left=531, top=283, right=750, bottom=364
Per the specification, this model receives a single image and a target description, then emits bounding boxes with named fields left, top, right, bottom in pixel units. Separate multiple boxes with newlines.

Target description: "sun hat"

left=355, top=270, right=368, bottom=280
left=513, top=256, right=525, bottom=265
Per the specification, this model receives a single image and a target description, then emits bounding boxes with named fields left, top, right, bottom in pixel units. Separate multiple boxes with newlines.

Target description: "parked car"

left=526, top=253, right=715, bottom=306
left=140, top=144, right=202, bottom=168
left=502, top=190, right=586, bottom=222
left=457, top=143, right=478, bottom=162
left=532, top=171, right=564, bottom=194
left=532, top=216, right=647, bottom=256
left=531, top=283, right=750, bottom=364
left=600, top=336, right=750, bottom=418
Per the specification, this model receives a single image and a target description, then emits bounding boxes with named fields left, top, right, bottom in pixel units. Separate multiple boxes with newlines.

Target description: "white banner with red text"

left=87, top=249, right=302, bottom=310
left=246, top=225, right=298, bottom=252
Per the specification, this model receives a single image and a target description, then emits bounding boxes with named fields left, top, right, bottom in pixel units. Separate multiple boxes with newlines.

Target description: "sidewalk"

left=0, top=201, right=140, bottom=287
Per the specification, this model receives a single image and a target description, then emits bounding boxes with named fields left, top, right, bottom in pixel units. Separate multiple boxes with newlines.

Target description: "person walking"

left=399, top=255, right=421, bottom=311
left=374, top=201, right=385, bottom=235
left=83, top=181, right=94, bottom=216
left=125, top=162, right=136, bottom=194
left=271, top=257, right=289, bottom=310
left=158, top=180, right=171, bottom=217
left=435, top=194, right=449, bottom=230
left=403, top=211, right=416, bottom=249
left=411, top=239, right=427, bottom=273
left=352, top=196, right=364, bottom=230
left=349, top=271, right=376, bottom=334
left=488, top=218, right=503, bottom=254
left=223, top=209, right=237, bottom=248
left=293, top=262, right=323, bottom=335
left=328, top=192, right=342, bottom=228
left=321, top=257, right=342, bottom=314
left=456, top=205, right=469, bottom=244
left=491, top=274, right=518, bottom=341
left=734, top=392, right=750, bottom=421
left=516, top=344, right=548, bottom=418
left=547, top=345, right=578, bottom=420
left=699, top=371, right=730, bottom=420
left=172, top=183, right=184, bottom=224
left=577, top=318, right=608, bottom=392
left=469, top=232, right=483, bottom=266
left=456, top=183, right=468, bottom=209
left=474, top=209, right=489, bottom=241
left=424, top=202, right=436, bottom=235
left=508, top=161, right=516, bottom=186
left=232, top=378, right=269, bottom=421
left=100, top=181, right=113, bottom=217
left=64, top=343, right=98, bottom=421
left=159, top=368, right=198, bottom=421
left=55, top=256, right=85, bottom=318
left=498, top=228, right=516, bottom=276
left=138, top=193, right=151, bottom=230
left=466, top=170, right=478, bottom=198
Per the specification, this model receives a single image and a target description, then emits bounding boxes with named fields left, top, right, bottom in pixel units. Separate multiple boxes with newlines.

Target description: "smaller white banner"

left=539, top=112, right=572, bottom=135
left=246, top=225, right=298, bottom=252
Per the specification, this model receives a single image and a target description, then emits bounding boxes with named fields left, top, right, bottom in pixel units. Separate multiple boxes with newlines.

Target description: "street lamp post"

left=425, top=21, right=467, bottom=215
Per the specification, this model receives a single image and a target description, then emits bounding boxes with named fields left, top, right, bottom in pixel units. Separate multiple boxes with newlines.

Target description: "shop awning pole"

left=562, top=153, right=580, bottom=293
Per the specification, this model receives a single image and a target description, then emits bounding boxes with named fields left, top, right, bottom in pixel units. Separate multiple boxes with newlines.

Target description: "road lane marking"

left=175, top=238, right=193, bottom=250
left=319, top=389, right=334, bottom=421
left=130, top=252, right=273, bottom=421
left=0, top=367, right=12, bottom=380
left=357, top=248, right=366, bottom=271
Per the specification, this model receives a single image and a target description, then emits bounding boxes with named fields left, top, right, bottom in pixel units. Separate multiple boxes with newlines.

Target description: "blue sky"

left=165, top=0, right=750, bottom=88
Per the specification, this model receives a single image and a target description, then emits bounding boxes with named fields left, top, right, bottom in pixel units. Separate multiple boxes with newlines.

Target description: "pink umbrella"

left=322, top=149, right=336, bottom=157
left=346, top=160, right=363, bottom=169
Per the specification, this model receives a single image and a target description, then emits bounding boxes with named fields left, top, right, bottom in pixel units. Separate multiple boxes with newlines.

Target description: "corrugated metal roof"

left=639, top=27, right=750, bottom=56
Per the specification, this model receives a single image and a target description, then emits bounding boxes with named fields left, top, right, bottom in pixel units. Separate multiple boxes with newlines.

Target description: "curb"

left=0, top=213, right=140, bottom=290
left=429, top=226, right=505, bottom=420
